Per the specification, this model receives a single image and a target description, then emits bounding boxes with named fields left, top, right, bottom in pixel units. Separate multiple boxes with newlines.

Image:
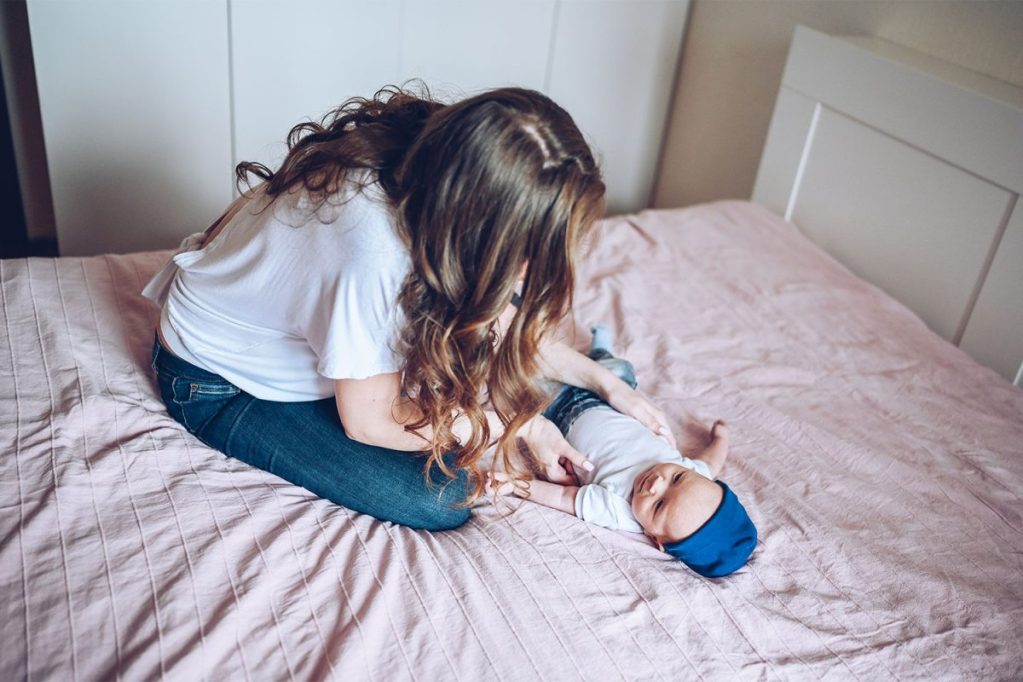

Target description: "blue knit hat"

left=663, top=481, right=757, bottom=577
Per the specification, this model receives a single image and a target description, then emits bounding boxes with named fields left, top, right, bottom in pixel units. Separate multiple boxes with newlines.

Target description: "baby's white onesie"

left=567, top=405, right=712, bottom=533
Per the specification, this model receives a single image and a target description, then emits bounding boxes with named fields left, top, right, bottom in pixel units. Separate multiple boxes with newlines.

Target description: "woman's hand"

left=603, top=381, right=678, bottom=449
left=538, top=339, right=678, bottom=448
left=515, top=413, right=593, bottom=485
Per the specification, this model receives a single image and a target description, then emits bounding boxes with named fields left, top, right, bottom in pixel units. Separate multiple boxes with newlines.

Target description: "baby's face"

left=631, top=462, right=724, bottom=547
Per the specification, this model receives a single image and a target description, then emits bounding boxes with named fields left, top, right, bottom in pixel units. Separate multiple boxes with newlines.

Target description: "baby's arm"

left=690, top=420, right=729, bottom=478
left=487, top=474, right=642, bottom=533
left=487, top=473, right=579, bottom=515
left=523, top=479, right=579, bottom=515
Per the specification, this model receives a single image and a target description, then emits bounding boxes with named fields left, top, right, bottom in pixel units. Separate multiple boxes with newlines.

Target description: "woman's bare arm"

left=334, top=373, right=505, bottom=451
left=334, top=373, right=427, bottom=450
left=334, top=297, right=588, bottom=477
left=537, top=339, right=620, bottom=398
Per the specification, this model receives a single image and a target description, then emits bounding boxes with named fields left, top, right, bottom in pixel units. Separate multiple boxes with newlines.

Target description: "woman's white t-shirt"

left=141, top=173, right=410, bottom=402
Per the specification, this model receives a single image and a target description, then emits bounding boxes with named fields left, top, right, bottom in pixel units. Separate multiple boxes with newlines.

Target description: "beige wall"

left=652, top=0, right=1023, bottom=209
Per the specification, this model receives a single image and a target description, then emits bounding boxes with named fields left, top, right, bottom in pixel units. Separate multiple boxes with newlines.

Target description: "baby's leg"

left=543, top=324, right=637, bottom=434
left=590, top=324, right=615, bottom=354
left=588, top=324, right=638, bottom=389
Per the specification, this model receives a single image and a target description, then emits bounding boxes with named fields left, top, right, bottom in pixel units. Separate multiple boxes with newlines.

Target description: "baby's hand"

left=710, top=419, right=728, bottom=444
left=485, top=471, right=529, bottom=498
left=693, top=419, right=729, bottom=478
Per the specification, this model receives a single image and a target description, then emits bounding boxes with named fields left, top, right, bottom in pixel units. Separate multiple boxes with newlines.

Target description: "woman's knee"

left=405, top=466, right=472, bottom=531
left=416, top=502, right=471, bottom=531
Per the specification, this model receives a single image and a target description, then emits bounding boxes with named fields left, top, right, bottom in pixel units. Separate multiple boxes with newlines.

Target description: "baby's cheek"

left=631, top=501, right=646, bottom=526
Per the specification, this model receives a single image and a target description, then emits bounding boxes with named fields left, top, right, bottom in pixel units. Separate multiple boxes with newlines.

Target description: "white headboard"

left=753, top=26, right=1023, bottom=386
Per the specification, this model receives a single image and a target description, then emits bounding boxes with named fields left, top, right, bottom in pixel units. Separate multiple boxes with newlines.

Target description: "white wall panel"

left=399, top=0, right=555, bottom=97
left=547, top=0, right=690, bottom=214
left=230, top=0, right=403, bottom=179
left=30, top=0, right=689, bottom=253
left=232, top=0, right=557, bottom=181
left=233, top=0, right=687, bottom=216
left=27, top=0, right=232, bottom=256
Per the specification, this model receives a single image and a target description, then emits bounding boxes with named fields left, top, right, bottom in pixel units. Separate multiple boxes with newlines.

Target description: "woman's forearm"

left=350, top=398, right=508, bottom=453
left=342, top=402, right=435, bottom=451
left=336, top=371, right=511, bottom=452
left=538, top=340, right=619, bottom=399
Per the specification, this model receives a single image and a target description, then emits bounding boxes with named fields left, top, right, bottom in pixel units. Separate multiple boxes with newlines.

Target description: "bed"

left=2, top=27, right=1022, bottom=681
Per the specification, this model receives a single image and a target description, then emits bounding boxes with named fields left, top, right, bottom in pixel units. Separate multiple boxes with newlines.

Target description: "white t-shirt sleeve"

left=305, top=254, right=407, bottom=381
left=575, top=484, right=644, bottom=534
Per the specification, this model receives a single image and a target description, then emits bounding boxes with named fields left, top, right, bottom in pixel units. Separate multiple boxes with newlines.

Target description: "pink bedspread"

left=2, top=201, right=1021, bottom=680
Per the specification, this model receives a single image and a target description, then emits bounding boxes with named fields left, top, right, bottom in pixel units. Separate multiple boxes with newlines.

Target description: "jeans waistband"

left=151, top=333, right=228, bottom=382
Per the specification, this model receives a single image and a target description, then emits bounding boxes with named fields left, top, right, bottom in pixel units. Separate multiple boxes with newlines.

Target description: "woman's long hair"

left=237, top=82, right=606, bottom=502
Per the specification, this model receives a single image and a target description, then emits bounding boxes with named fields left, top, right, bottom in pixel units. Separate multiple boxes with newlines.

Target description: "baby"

left=490, top=326, right=757, bottom=578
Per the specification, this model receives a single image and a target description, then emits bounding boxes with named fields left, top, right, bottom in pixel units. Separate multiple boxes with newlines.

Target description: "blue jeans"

left=150, top=335, right=470, bottom=530
left=542, top=348, right=638, bottom=434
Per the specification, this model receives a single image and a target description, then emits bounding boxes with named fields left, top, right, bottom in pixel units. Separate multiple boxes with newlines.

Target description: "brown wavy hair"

left=237, top=83, right=606, bottom=502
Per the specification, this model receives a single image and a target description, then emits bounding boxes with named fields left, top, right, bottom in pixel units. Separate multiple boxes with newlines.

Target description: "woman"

left=143, top=84, right=676, bottom=530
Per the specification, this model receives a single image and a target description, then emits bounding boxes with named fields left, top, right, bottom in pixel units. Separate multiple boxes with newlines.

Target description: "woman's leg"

left=214, top=398, right=470, bottom=530
left=151, top=337, right=470, bottom=531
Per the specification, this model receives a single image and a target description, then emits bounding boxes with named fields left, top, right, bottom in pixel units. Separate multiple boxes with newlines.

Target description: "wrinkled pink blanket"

left=2, top=201, right=1021, bottom=680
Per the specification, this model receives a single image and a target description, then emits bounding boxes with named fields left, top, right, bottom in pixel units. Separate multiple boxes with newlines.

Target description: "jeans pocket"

left=185, top=380, right=241, bottom=399
left=169, top=377, right=240, bottom=433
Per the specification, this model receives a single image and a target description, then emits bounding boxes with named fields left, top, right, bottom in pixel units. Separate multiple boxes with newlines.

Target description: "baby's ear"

left=645, top=531, right=665, bottom=552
